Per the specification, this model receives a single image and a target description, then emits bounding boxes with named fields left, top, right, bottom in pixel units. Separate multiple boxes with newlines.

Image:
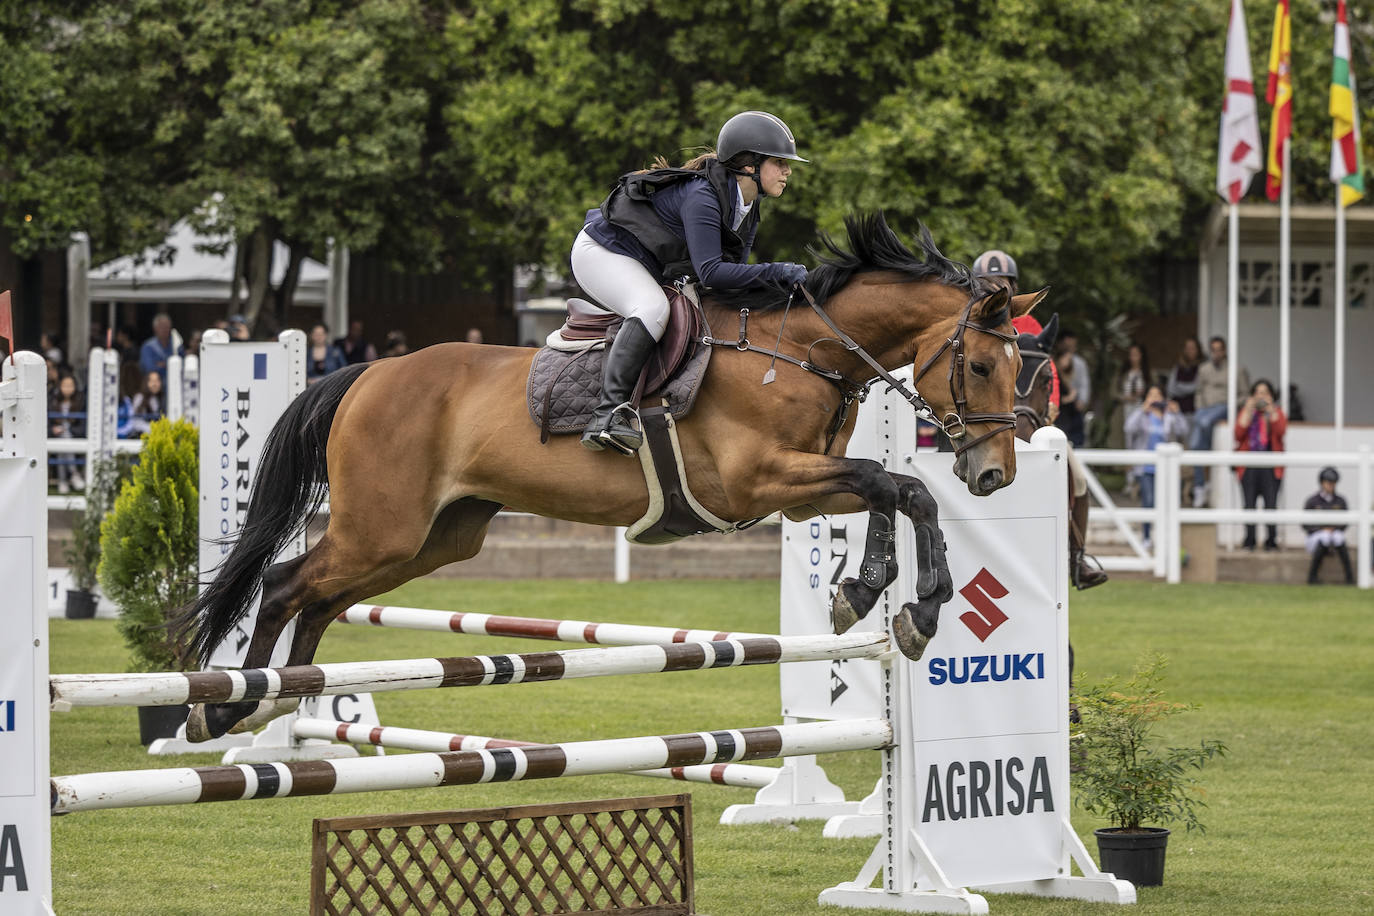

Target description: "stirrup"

left=587, top=403, right=641, bottom=456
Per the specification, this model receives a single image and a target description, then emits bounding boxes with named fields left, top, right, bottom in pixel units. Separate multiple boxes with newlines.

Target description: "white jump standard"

left=50, top=719, right=892, bottom=814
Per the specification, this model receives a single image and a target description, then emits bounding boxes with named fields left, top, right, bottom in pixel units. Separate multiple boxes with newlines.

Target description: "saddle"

left=526, top=285, right=710, bottom=438
left=528, top=286, right=745, bottom=546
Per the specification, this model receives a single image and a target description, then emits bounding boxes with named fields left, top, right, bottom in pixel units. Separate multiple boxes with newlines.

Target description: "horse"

left=180, top=213, right=1046, bottom=742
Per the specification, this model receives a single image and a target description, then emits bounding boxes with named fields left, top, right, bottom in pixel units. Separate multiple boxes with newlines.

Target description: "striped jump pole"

left=49, top=632, right=889, bottom=709
left=338, top=603, right=772, bottom=647
left=292, top=718, right=778, bottom=789
left=51, top=718, right=892, bottom=814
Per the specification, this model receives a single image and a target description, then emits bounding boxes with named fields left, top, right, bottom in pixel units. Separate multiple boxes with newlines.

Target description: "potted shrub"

left=1071, top=654, right=1227, bottom=887
left=63, top=456, right=120, bottom=618
left=98, top=418, right=199, bottom=744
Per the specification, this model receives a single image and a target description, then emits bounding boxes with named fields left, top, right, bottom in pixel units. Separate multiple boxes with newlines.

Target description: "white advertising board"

left=199, top=331, right=306, bottom=668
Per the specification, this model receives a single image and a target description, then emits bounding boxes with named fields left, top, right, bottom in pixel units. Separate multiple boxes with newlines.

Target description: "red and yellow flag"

left=1265, top=0, right=1292, bottom=201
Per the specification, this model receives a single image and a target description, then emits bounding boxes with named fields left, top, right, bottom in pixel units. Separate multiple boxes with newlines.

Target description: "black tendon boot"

left=581, top=317, right=658, bottom=454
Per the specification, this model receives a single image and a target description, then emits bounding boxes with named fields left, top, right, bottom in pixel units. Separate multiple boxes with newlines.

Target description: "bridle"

left=1013, top=343, right=1054, bottom=436
left=704, top=285, right=1018, bottom=457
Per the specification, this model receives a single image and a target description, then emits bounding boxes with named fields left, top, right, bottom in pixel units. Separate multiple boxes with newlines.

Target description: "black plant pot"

left=64, top=588, right=98, bottom=619
left=137, top=704, right=190, bottom=745
left=1095, top=827, right=1171, bottom=887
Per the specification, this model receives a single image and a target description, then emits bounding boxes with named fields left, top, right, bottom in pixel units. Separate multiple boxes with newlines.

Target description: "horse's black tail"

left=176, top=362, right=370, bottom=666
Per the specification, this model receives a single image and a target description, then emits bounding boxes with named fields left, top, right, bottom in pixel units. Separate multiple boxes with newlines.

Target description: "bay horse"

left=180, top=213, right=1045, bottom=741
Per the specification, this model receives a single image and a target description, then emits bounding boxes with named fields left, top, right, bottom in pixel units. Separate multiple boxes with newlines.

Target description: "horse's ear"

left=1038, top=312, right=1060, bottom=351
left=1011, top=287, right=1050, bottom=318
left=974, top=286, right=1010, bottom=321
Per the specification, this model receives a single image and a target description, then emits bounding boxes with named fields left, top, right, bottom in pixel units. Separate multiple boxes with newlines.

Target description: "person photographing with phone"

left=1233, top=379, right=1287, bottom=550
left=1124, top=384, right=1188, bottom=550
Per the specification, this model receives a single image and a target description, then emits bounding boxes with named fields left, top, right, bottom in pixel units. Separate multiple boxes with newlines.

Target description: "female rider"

left=572, top=110, right=809, bottom=454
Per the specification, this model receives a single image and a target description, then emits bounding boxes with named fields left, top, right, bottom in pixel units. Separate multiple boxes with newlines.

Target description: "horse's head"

left=1014, top=312, right=1059, bottom=442
left=914, top=285, right=1048, bottom=496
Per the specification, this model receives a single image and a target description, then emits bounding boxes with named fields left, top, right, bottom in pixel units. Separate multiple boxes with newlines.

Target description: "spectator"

left=115, top=361, right=144, bottom=438
left=184, top=328, right=204, bottom=356
left=49, top=372, right=86, bottom=494
left=465, top=327, right=484, bottom=345
left=1303, top=467, right=1354, bottom=584
left=1057, top=329, right=1092, bottom=414
left=1165, top=337, right=1202, bottom=421
left=1124, top=384, right=1188, bottom=550
left=1233, top=379, right=1286, bottom=551
left=39, top=332, right=63, bottom=366
left=139, top=313, right=182, bottom=378
left=113, top=326, right=140, bottom=364
left=383, top=330, right=409, bottom=358
left=128, top=370, right=166, bottom=437
left=306, top=323, right=347, bottom=386
left=1054, top=344, right=1086, bottom=447
left=335, top=320, right=378, bottom=364
left=228, top=314, right=251, bottom=341
left=1190, top=335, right=1249, bottom=507
left=1116, top=342, right=1152, bottom=411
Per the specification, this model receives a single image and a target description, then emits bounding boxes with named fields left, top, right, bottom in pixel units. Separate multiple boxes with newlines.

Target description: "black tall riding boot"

left=1307, top=546, right=1328, bottom=584
left=1335, top=544, right=1355, bottom=584
left=581, top=317, right=657, bottom=454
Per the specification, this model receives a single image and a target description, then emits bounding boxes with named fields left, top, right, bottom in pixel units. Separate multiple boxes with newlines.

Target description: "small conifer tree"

left=98, top=418, right=198, bottom=672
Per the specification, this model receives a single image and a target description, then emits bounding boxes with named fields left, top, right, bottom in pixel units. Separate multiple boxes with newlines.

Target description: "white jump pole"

left=291, top=718, right=779, bottom=789
left=50, top=632, right=890, bottom=709
left=51, top=718, right=892, bottom=814
left=336, top=603, right=771, bottom=646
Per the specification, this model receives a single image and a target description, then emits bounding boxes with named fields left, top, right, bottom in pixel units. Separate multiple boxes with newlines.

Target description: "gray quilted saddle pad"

left=526, top=342, right=712, bottom=437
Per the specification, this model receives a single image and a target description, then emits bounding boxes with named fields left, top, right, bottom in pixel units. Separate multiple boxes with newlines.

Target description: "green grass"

left=49, top=579, right=1374, bottom=915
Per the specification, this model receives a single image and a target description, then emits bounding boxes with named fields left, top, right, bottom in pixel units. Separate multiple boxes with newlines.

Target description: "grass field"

left=48, top=578, right=1373, bottom=915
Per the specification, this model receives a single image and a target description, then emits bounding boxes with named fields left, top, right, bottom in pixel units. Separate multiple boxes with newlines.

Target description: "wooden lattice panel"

left=310, top=794, right=694, bottom=916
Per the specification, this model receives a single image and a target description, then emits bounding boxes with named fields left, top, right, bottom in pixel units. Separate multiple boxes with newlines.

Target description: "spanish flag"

left=1330, top=0, right=1365, bottom=206
left=1265, top=0, right=1292, bottom=201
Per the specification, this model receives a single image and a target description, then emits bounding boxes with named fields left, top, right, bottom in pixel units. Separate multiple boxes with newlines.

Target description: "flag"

left=1265, top=0, right=1292, bottom=201
left=1217, top=0, right=1264, bottom=203
left=1330, top=0, right=1365, bottom=206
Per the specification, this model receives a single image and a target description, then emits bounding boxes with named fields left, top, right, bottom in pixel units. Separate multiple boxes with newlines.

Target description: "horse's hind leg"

left=222, top=498, right=504, bottom=735
left=888, top=475, right=954, bottom=660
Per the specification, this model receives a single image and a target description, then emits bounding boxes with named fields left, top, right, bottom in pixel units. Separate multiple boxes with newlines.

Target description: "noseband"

left=910, top=297, right=1020, bottom=456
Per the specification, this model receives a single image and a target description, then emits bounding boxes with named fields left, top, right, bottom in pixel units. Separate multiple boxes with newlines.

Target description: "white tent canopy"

left=88, top=219, right=328, bottom=305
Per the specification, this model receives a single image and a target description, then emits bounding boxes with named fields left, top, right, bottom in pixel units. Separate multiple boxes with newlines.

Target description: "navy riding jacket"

left=584, top=173, right=784, bottom=288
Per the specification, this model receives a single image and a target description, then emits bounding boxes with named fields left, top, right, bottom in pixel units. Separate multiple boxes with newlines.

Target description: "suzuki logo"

left=958, top=568, right=1009, bottom=641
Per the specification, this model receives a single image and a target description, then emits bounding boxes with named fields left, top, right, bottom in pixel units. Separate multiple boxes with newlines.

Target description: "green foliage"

left=7, top=0, right=1374, bottom=328
left=1072, top=654, right=1227, bottom=832
left=64, top=457, right=122, bottom=592
left=98, top=419, right=199, bottom=673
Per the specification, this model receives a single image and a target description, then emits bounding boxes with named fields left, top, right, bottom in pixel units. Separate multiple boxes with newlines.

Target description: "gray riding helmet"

left=717, top=111, right=808, bottom=163
left=972, top=249, right=1019, bottom=281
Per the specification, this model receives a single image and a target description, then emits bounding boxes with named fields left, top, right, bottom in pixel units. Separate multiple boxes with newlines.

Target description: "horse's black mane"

left=708, top=211, right=982, bottom=313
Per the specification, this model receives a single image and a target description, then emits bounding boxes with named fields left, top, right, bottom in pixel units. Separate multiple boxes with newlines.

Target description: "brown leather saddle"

left=526, top=286, right=710, bottom=441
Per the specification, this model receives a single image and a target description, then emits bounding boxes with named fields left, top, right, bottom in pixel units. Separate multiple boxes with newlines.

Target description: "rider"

left=972, top=249, right=1108, bottom=590
left=571, top=110, right=810, bottom=454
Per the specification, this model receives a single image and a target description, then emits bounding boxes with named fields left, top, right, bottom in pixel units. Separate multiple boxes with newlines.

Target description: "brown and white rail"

left=291, top=718, right=778, bottom=789
left=51, top=718, right=893, bottom=813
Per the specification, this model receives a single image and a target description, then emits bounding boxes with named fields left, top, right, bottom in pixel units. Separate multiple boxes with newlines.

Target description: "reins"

left=703, top=284, right=1018, bottom=456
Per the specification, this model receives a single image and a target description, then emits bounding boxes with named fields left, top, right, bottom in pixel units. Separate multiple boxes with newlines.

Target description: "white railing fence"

left=1077, top=445, right=1372, bottom=589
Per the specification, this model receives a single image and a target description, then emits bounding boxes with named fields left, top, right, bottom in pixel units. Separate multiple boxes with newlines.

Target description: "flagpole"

left=1279, top=141, right=1291, bottom=416
left=1228, top=204, right=1240, bottom=436
left=1334, top=195, right=1346, bottom=446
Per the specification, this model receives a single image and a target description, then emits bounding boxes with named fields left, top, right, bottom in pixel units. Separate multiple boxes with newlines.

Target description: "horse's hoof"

left=226, top=698, right=300, bottom=735
left=831, top=582, right=861, bottom=635
left=185, top=700, right=259, bottom=741
left=892, top=607, right=929, bottom=661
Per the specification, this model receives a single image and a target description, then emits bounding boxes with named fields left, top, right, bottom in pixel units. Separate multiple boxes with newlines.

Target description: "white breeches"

left=570, top=229, right=670, bottom=341
left=1066, top=444, right=1088, bottom=497
left=1306, top=529, right=1346, bottom=552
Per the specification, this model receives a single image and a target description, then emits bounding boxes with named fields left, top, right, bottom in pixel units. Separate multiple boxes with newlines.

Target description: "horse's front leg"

left=888, top=474, right=954, bottom=660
